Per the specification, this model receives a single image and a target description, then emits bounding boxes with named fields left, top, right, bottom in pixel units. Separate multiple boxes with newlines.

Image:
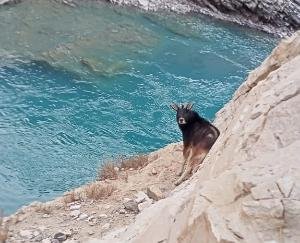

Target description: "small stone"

left=38, top=226, right=47, bottom=231
left=103, top=205, right=111, bottom=209
left=19, top=229, right=33, bottom=239
left=129, top=168, right=134, bottom=171
left=101, top=223, right=110, bottom=230
left=124, top=200, right=139, bottom=213
left=78, top=213, right=88, bottom=220
left=87, top=216, right=95, bottom=221
left=62, top=229, right=73, bottom=237
left=35, top=234, right=43, bottom=242
left=123, top=197, right=131, bottom=203
left=114, top=166, right=120, bottom=172
left=69, top=204, right=81, bottom=211
left=135, top=191, right=148, bottom=204
left=88, top=231, right=95, bottom=235
left=17, top=214, right=27, bottom=222
left=70, top=210, right=81, bottom=218
left=138, top=198, right=153, bottom=211
left=98, top=213, right=108, bottom=219
left=147, top=185, right=163, bottom=201
left=88, top=216, right=98, bottom=225
left=33, top=230, right=40, bottom=237
left=151, top=168, right=157, bottom=175
left=53, top=232, right=67, bottom=242
left=42, top=214, right=50, bottom=218
left=119, top=209, right=126, bottom=214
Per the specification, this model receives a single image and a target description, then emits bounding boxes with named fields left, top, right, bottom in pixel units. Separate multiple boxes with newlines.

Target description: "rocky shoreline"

left=1, top=0, right=299, bottom=36
left=109, top=0, right=300, bottom=36
left=2, top=144, right=186, bottom=242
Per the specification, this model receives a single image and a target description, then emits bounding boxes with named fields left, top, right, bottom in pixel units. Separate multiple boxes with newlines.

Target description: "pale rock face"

left=95, top=31, right=300, bottom=243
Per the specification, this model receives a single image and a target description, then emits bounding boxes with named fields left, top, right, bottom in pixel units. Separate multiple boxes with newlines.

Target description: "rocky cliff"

left=91, top=31, right=300, bottom=242
left=109, top=0, right=300, bottom=36
left=2, top=25, right=300, bottom=243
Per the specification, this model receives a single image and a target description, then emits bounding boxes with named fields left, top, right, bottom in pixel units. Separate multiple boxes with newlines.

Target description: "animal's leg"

left=192, top=152, right=207, bottom=174
left=177, top=147, right=190, bottom=176
left=175, top=161, right=192, bottom=186
left=175, top=149, right=193, bottom=186
left=177, top=161, right=186, bottom=176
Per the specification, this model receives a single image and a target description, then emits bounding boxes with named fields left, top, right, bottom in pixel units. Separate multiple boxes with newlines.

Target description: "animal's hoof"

left=176, top=171, right=182, bottom=176
left=174, top=180, right=180, bottom=186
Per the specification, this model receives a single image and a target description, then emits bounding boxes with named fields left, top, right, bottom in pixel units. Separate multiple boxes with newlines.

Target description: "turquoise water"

left=0, top=0, right=276, bottom=214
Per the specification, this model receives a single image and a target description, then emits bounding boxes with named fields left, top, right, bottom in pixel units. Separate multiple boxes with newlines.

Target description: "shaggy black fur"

left=175, top=104, right=220, bottom=150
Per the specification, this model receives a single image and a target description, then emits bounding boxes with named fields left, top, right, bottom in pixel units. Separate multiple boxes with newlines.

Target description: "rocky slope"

left=3, top=31, right=300, bottom=243
left=88, top=31, right=300, bottom=242
left=108, top=0, right=300, bottom=36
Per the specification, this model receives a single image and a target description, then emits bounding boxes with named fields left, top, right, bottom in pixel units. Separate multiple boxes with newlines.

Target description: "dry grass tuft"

left=35, top=204, right=52, bottom=214
left=85, top=182, right=115, bottom=200
left=0, top=210, right=8, bottom=243
left=97, top=154, right=149, bottom=181
left=63, top=190, right=77, bottom=205
left=120, top=154, right=149, bottom=170
left=98, top=162, right=118, bottom=181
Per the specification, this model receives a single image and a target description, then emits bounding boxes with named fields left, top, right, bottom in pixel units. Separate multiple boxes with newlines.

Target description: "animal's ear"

left=186, top=103, right=194, bottom=110
left=170, top=103, right=179, bottom=111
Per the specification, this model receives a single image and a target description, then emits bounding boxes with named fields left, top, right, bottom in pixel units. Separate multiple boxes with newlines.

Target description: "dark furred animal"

left=170, top=103, right=220, bottom=185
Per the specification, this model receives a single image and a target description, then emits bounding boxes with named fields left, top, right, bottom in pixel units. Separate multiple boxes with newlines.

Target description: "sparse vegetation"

left=63, top=190, right=77, bottom=205
left=97, top=154, right=149, bottom=181
left=98, top=162, right=118, bottom=181
left=120, top=154, right=148, bottom=170
left=85, top=182, right=115, bottom=200
left=0, top=210, right=8, bottom=243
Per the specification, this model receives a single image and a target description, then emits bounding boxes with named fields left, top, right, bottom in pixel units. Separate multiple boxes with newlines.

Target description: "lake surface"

left=0, top=0, right=277, bottom=214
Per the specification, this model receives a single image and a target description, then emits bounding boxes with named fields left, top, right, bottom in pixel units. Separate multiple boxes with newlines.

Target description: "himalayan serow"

left=170, top=103, right=220, bottom=185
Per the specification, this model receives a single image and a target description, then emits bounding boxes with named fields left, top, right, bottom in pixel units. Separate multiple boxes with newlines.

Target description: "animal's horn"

left=186, top=103, right=194, bottom=110
left=170, top=103, right=179, bottom=111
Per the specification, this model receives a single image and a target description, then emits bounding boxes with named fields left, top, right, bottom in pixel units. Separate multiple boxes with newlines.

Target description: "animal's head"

left=170, top=103, right=195, bottom=126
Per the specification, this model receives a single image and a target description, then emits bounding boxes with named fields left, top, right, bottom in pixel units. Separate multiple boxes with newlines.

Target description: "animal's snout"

left=178, top=117, right=186, bottom=124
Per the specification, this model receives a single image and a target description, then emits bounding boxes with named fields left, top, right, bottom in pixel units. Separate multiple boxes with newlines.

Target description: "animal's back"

left=190, top=121, right=219, bottom=150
